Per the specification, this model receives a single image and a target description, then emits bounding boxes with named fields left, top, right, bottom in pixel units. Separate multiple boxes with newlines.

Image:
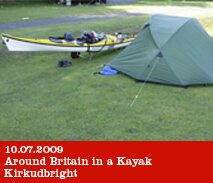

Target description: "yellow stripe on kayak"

left=2, top=33, right=135, bottom=47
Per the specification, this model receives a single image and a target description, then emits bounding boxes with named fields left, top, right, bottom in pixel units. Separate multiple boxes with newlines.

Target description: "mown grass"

left=1, top=12, right=213, bottom=140
left=0, top=4, right=123, bottom=23
left=110, top=1, right=213, bottom=18
left=136, top=0, right=213, bottom=7
left=1, top=1, right=213, bottom=23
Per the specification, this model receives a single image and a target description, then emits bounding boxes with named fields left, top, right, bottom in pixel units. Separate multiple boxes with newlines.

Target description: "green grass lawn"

left=0, top=4, right=124, bottom=23
left=136, top=0, right=213, bottom=7
left=0, top=4, right=213, bottom=140
left=1, top=1, right=213, bottom=23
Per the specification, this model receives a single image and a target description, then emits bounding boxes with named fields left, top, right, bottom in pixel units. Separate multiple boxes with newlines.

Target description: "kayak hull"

left=2, top=34, right=134, bottom=52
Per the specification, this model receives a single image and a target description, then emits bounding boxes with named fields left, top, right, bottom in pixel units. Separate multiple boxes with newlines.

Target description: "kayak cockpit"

left=49, top=31, right=106, bottom=44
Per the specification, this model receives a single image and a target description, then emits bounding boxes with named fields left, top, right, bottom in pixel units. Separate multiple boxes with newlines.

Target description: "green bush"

left=0, top=0, right=58, bottom=5
left=0, top=0, right=213, bottom=5
left=0, top=0, right=103, bottom=5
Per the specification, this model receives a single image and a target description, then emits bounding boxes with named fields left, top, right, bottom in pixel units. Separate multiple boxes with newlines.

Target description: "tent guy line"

left=130, top=55, right=161, bottom=107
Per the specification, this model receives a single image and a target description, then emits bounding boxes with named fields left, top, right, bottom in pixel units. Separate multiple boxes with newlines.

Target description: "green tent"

left=108, top=15, right=213, bottom=86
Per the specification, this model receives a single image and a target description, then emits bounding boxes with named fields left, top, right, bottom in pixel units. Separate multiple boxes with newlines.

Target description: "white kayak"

left=2, top=32, right=136, bottom=52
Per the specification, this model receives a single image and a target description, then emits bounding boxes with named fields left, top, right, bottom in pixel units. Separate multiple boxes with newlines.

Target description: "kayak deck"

left=1, top=32, right=136, bottom=52
left=2, top=33, right=134, bottom=47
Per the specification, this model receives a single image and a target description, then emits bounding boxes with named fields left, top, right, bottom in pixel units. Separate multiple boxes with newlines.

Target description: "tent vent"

left=142, top=23, right=150, bottom=30
left=157, top=52, right=163, bottom=59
